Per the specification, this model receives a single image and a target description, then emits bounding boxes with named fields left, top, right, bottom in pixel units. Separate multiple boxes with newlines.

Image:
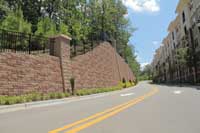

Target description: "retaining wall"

left=0, top=35, right=135, bottom=95
left=0, top=53, right=63, bottom=95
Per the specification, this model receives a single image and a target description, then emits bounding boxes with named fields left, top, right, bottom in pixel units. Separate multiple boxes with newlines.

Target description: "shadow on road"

left=149, top=81, right=200, bottom=90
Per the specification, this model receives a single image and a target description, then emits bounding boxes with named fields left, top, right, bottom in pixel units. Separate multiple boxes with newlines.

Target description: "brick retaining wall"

left=0, top=53, right=63, bottom=95
left=71, top=42, right=135, bottom=89
left=0, top=35, right=135, bottom=95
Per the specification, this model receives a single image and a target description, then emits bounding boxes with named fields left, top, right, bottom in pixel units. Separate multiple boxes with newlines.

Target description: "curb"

left=0, top=97, right=76, bottom=114
left=0, top=86, right=137, bottom=114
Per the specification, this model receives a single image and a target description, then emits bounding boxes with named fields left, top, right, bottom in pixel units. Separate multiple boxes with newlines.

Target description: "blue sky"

left=123, top=0, right=179, bottom=68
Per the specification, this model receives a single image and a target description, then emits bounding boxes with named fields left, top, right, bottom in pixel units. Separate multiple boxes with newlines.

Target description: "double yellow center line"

left=49, top=87, right=159, bottom=133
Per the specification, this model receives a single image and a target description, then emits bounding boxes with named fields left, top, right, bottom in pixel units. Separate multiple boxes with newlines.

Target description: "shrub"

left=15, top=96, right=25, bottom=104
left=49, top=93, right=57, bottom=99
left=42, top=94, right=50, bottom=100
left=4, top=97, right=16, bottom=105
left=64, top=93, right=70, bottom=97
left=0, top=96, right=6, bottom=105
left=0, top=81, right=136, bottom=105
left=126, top=82, right=132, bottom=88
left=0, top=91, right=72, bottom=105
left=30, top=93, right=42, bottom=101
left=56, top=92, right=65, bottom=99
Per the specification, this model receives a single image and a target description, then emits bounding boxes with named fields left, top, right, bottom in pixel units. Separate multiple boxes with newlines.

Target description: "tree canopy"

left=0, top=0, right=140, bottom=77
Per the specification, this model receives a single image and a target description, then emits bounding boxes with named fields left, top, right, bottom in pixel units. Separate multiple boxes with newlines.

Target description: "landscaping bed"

left=0, top=82, right=135, bottom=105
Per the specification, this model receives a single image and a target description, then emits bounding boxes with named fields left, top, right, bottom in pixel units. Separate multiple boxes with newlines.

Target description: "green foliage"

left=125, top=45, right=140, bottom=79
left=57, top=22, right=70, bottom=36
left=0, top=92, right=71, bottom=105
left=0, top=8, right=31, bottom=33
left=138, top=64, right=152, bottom=81
left=35, top=18, right=70, bottom=37
left=176, top=47, right=189, bottom=65
left=35, top=17, right=57, bottom=37
left=0, top=83, right=136, bottom=105
left=0, top=0, right=9, bottom=21
left=1, top=0, right=134, bottom=57
left=76, top=82, right=135, bottom=96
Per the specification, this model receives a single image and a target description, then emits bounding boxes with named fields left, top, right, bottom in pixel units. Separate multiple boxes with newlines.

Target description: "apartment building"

left=152, top=0, right=200, bottom=84
left=190, top=0, right=200, bottom=83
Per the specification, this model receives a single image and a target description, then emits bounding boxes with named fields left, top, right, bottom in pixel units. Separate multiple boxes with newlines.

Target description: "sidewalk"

left=154, top=83, right=200, bottom=90
left=0, top=86, right=136, bottom=114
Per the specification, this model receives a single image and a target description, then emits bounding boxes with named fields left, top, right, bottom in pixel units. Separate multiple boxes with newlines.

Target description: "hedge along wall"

left=0, top=35, right=135, bottom=96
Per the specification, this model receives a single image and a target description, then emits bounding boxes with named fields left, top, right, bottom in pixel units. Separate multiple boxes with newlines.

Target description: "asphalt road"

left=0, top=81, right=200, bottom=133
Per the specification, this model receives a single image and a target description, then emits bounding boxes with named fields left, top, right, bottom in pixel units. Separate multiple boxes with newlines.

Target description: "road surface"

left=0, top=81, right=200, bottom=133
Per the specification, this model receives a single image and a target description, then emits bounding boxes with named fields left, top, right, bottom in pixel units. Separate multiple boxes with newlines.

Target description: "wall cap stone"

left=50, top=34, right=72, bottom=40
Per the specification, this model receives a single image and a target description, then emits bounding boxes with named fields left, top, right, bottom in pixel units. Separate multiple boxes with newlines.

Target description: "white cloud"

left=153, top=41, right=159, bottom=45
left=122, top=0, right=160, bottom=13
left=141, top=62, right=149, bottom=70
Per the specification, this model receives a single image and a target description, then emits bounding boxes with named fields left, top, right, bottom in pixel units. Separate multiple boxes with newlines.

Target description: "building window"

left=184, top=26, right=187, bottom=35
left=172, top=32, right=175, bottom=40
left=195, top=39, right=198, bottom=48
left=182, top=11, right=186, bottom=23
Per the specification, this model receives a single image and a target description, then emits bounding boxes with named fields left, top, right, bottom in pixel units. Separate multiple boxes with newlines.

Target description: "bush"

left=0, top=92, right=72, bottom=105
left=64, top=92, right=70, bottom=97
left=49, top=93, right=57, bottom=99
left=56, top=92, right=65, bottom=99
left=4, top=97, right=16, bottom=105
left=42, top=94, right=50, bottom=100
left=30, top=93, right=42, bottom=101
left=0, top=96, right=6, bottom=105
left=75, top=81, right=136, bottom=96
left=0, top=82, right=136, bottom=105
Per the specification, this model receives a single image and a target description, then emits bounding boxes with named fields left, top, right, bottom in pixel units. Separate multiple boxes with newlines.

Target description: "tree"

left=0, top=0, right=9, bottom=22
left=0, top=0, right=135, bottom=61
left=125, top=45, right=140, bottom=81
left=21, top=0, right=42, bottom=33
left=139, top=64, right=152, bottom=81
left=176, top=47, right=189, bottom=84
left=35, top=17, right=57, bottom=37
left=57, top=22, right=70, bottom=36
left=0, top=8, right=31, bottom=33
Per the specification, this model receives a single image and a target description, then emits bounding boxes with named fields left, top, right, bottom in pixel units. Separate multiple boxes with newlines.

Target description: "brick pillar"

left=50, top=35, right=72, bottom=93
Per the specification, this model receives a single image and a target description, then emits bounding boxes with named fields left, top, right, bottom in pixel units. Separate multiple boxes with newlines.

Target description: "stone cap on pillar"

left=49, top=34, right=72, bottom=57
left=50, top=34, right=72, bottom=41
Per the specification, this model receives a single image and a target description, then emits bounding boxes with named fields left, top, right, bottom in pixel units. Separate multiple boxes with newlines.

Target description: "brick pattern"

left=0, top=38, right=135, bottom=95
left=59, top=38, right=72, bottom=92
left=0, top=53, right=63, bottom=95
left=71, top=42, right=135, bottom=90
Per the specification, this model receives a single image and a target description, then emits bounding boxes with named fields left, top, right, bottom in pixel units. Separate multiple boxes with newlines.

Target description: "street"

left=0, top=81, right=200, bottom=133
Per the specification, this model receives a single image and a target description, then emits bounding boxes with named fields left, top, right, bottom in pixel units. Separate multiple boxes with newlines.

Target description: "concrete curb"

left=0, top=86, right=137, bottom=114
left=0, top=97, right=77, bottom=114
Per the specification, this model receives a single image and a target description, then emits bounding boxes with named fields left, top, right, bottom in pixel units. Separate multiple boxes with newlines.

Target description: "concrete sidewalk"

left=0, top=86, right=135, bottom=114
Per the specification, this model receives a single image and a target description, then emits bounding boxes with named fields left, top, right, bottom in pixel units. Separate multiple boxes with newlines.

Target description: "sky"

left=122, top=0, right=179, bottom=69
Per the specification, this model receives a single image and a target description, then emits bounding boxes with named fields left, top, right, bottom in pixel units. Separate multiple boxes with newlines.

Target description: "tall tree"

left=125, top=45, right=140, bottom=81
left=1, top=8, right=31, bottom=33
left=21, top=0, right=42, bottom=33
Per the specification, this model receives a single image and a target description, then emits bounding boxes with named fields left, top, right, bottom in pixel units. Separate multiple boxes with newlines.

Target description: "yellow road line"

left=49, top=87, right=158, bottom=133
left=49, top=94, right=142, bottom=133
left=65, top=88, right=158, bottom=133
